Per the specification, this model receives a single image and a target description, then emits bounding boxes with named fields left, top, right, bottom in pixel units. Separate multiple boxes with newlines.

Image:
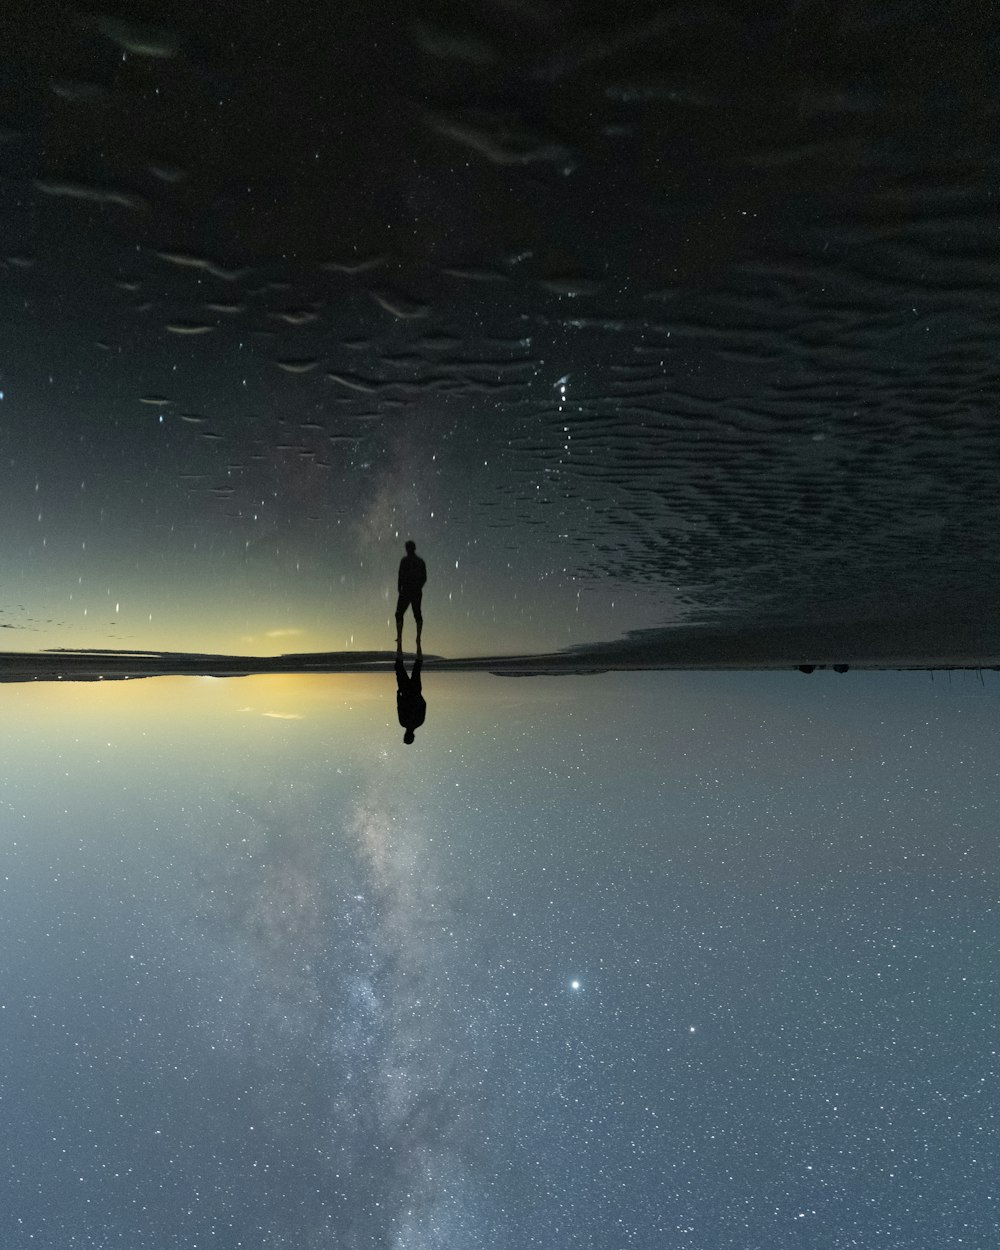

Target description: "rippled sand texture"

left=1, top=3, right=997, bottom=651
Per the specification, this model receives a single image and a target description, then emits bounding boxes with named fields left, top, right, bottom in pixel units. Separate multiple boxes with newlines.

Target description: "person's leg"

left=395, top=593, right=408, bottom=643
left=412, top=592, right=422, bottom=642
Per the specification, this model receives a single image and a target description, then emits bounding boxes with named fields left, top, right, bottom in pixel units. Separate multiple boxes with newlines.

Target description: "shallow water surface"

left=2, top=2, right=1000, bottom=658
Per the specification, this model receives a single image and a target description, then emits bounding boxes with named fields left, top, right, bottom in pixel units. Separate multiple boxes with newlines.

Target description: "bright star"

left=570, top=979, right=581, bottom=991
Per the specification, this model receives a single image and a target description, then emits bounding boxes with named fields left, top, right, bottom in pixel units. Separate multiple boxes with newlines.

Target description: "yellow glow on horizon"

left=0, top=596, right=575, bottom=661
left=3, top=671, right=396, bottom=729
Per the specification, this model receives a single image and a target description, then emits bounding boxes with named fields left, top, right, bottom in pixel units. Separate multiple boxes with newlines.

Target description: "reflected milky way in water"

left=0, top=1, right=998, bottom=657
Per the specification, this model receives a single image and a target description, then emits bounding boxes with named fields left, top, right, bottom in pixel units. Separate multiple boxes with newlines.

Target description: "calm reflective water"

left=2, top=671, right=996, bottom=1248
left=1, top=2, right=999, bottom=657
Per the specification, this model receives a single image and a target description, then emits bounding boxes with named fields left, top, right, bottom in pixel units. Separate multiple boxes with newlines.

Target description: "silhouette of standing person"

left=395, top=539, right=427, bottom=646
left=395, top=643, right=425, bottom=745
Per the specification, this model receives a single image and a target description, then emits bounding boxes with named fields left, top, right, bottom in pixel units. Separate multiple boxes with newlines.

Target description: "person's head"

left=403, top=729, right=415, bottom=745
left=405, top=540, right=416, bottom=554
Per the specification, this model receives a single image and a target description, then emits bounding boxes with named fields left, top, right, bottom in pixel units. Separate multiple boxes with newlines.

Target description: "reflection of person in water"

left=395, top=540, right=426, bottom=647
left=395, top=644, right=426, bottom=745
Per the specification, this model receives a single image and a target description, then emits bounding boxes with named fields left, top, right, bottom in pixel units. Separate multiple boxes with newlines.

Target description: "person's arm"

left=398, top=559, right=404, bottom=593
left=419, top=559, right=427, bottom=587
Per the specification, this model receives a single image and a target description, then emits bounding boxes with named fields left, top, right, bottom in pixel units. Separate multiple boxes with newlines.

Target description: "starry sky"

left=1, top=3, right=1000, bottom=1248
left=1, top=669, right=998, bottom=1248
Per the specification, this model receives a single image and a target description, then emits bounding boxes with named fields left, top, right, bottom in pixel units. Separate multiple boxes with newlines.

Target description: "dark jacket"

left=398, top=553, right=427, bottom=594
left=395, top=658, right=426, bottom=730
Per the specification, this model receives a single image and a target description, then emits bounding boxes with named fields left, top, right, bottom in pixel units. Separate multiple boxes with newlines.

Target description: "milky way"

left=192, top=762, right=497, bottom=1247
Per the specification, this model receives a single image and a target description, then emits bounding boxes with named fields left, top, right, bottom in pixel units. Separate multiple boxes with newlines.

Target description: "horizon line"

left=0, top=638, right=994, bottom=683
